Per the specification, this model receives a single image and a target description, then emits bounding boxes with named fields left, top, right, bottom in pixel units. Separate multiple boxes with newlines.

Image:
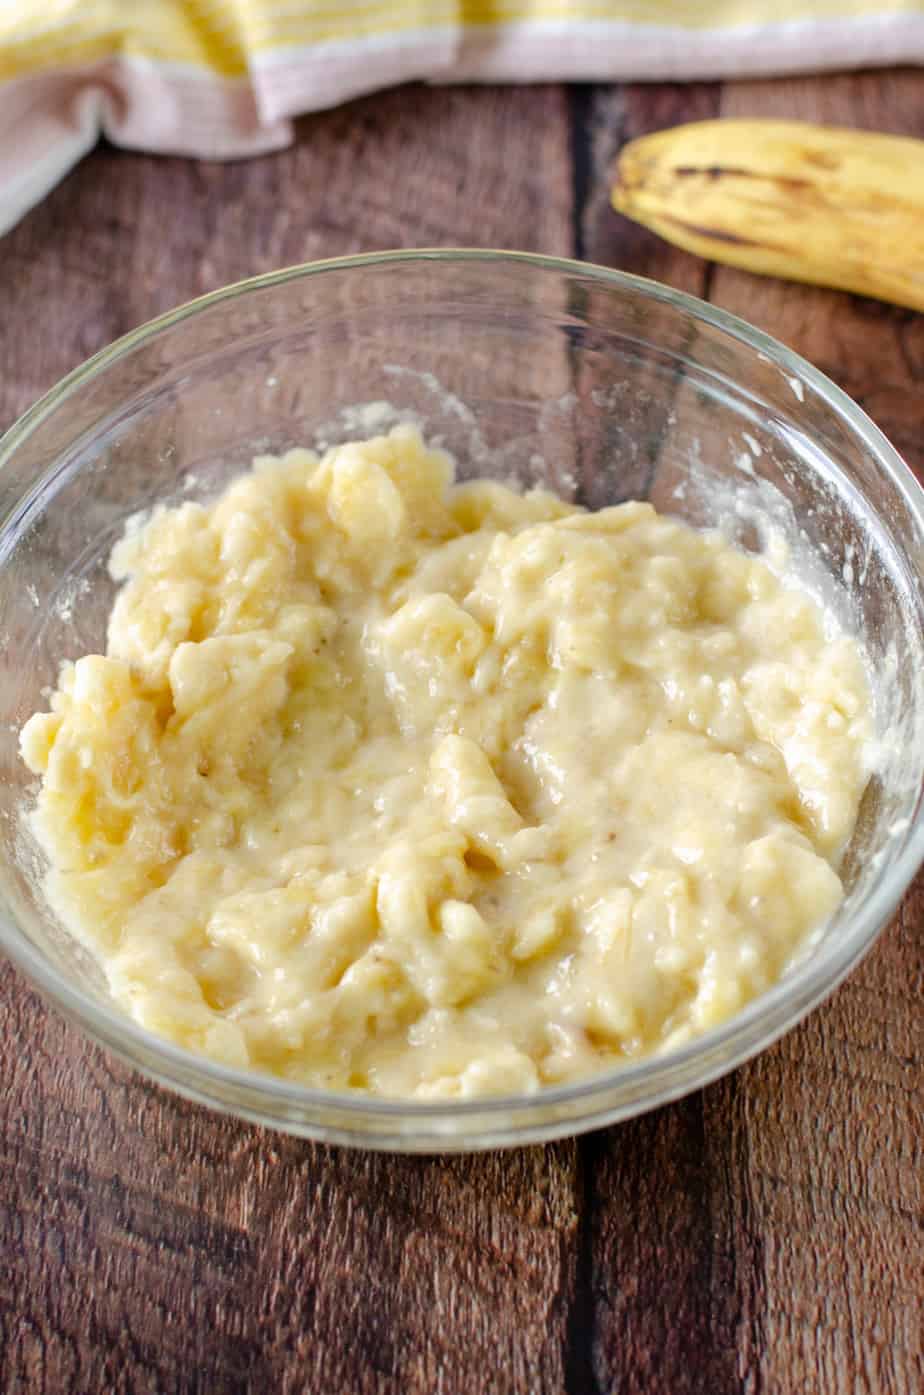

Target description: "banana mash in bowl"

left=20, top=425, right=872, bottom=1099
left=2, top=252, right=922, bottom=1149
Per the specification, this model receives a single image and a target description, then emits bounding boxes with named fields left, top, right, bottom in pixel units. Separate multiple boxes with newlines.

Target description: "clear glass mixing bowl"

left=1, top=250, right=922, bottom=1152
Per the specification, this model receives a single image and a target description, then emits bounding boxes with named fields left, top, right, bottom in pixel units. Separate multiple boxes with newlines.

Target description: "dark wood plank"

left=579, top=67, right=924, bottom=1395
left=0, top=82, right=582, bottom=1395
left=574, top=80, right=723, bottom=295
left=0, top=1021, right=583, bottom=1394
left=567, top=84, right=722, bottom=515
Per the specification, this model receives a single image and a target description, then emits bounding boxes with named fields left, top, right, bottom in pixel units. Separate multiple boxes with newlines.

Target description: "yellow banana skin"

left=612, top=119, right=924, bottom=311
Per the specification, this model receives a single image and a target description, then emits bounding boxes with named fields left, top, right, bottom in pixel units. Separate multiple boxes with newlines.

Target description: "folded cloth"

left=2, top=0, right=923, bottom=237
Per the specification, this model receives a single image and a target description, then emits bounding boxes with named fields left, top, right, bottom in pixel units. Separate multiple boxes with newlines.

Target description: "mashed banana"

left=20, top=425, right=871, bottom=1097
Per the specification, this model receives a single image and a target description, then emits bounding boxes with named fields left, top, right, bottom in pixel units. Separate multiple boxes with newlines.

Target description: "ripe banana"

left=612, top=119, right=924, bottom=311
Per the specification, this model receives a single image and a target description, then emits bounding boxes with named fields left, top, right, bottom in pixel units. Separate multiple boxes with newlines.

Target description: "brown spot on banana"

left=672, top=165, right=814, bottom=192
left=653, top=213, right=785, bottom=251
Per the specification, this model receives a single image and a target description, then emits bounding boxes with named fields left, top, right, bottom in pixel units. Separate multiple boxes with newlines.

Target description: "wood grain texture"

left=0, top=69, right=922, bottom=1395
left=0, top=82, right=574, bottom=434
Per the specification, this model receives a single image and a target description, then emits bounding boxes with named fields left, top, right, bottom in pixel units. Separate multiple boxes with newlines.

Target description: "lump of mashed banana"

left=20, top=424, right=872, bottom=1098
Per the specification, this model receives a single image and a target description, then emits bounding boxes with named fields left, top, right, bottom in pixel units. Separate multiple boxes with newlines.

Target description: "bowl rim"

left=2, top=246, right=924, bottom=1147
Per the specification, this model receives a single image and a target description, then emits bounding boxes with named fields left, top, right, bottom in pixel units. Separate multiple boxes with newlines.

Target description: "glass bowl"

left=1, top=250, right=922, bottom=1152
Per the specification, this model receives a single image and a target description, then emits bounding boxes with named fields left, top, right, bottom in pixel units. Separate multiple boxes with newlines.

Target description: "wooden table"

left=1, top=67, right=922, bottom=1395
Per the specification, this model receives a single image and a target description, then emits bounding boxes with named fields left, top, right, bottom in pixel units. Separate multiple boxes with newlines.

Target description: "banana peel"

left=612, top=119, right=924, bottom=312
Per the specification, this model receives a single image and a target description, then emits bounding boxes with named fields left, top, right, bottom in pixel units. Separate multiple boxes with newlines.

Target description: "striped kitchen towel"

left=2, top=0, right=922, bottom=237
